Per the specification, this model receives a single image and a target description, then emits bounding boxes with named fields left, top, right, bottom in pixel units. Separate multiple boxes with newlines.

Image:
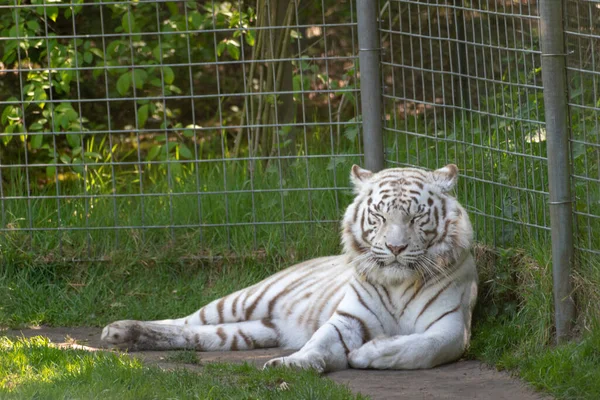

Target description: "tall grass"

left=1, top=136, right=362, bottom=264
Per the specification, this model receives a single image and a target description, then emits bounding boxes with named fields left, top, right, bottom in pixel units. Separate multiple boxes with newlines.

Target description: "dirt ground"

left=4, top=327, right=551, bottom=400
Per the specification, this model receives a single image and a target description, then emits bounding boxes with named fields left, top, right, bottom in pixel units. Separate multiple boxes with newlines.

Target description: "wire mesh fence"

left=565, top=0, right=600, bottom=259
left=380, top=0, right=549, bottom=250
left=0, top=0, right=599, bottom=269
left=0, top=0, right=363, bottom=260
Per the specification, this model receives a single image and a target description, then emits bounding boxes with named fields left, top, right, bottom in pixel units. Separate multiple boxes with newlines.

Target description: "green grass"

left=470, top=318, right=600, bottom=399
left=165, top=350, right=202, bottom=365
left=0, top=336, right=364, bottom=399
left=0, top=153, right=356, bottom=264
left=0, top=257, right=283, bottom=328
left=469, top=243, right=600, bottom=400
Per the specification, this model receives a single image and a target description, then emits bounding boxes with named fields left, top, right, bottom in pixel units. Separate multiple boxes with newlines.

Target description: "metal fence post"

left=539, top=0, right=576, bottom=343
left=357, top=0, right=384, bottom=172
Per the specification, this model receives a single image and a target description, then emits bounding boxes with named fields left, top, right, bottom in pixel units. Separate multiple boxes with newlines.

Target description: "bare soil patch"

left=3, top=327, right=551, bottom=400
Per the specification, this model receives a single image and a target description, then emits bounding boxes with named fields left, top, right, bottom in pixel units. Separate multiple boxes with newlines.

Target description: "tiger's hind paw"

left=101, top=320, right=142, bottom=349
left=263, top=355, right=325, bottom=374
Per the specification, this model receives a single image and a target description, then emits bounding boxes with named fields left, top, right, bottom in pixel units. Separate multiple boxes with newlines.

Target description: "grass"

left=0, top=151, right=357, bottom=264
left=165, top=350, right=202, bottom=365
left=0, top=336, right=364, bottom=399
left=0, top=256, right=283, bottom=327
left=469, top=243, right=600, bottom=400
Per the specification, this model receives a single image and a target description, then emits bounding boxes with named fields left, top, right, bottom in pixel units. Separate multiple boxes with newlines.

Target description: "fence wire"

left=380, top=0, right=549, bottom=249
left=565, top=0, right=600, bottom=258
left=0, top=0, right=362, bottom=260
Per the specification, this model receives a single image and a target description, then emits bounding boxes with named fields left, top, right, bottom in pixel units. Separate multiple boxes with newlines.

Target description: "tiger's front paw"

left=348, top=342, right=377, bottom=369
left=101, top=320, right=142, bottom=349
left=263, top=354, right=325, bottom=374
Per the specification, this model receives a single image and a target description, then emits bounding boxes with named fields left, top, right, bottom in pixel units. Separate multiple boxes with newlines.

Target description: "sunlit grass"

left=0, top=336, right=364, bottom=399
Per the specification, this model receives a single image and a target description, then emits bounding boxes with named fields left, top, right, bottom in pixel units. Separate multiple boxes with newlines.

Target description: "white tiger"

left=102, top=164, right=478, bottom=372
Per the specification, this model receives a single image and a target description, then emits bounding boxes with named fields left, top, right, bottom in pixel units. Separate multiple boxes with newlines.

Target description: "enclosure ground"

left=4, top=327, right=550, bottom=400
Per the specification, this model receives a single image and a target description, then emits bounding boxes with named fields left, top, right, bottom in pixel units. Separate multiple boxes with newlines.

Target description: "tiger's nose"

left=386, top=243, right=408, bottom=255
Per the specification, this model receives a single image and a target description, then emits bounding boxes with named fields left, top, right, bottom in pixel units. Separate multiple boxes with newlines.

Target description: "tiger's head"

left=341, top=164, right=473, bottom=285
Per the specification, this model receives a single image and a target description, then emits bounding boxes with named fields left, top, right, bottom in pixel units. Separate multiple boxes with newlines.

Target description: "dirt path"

left=4, top=327, right=550, bottom=400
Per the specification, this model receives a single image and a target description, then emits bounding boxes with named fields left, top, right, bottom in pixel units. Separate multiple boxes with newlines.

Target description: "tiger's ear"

left=350, top=164, right=373, bottom=190
left=432, top=164, right=458, bottom=193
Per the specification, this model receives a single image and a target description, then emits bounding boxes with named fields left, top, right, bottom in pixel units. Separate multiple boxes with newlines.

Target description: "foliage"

left=0, top=0, right=256, bottom=182
left=0, top=0, right=359, bottom=189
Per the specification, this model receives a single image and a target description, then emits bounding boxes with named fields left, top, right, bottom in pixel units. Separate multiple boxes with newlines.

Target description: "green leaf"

left=57, top=115, right=68, bottom=129
left=163, top=66, right=174, bottom=85
left=178, top=143, right=193, bottom=159
left=30, top=134, right=43, bottom=149
left=137, top=104, right=149, bottom=128
left=1, top=132, right=13, bottom=145
left=83, top=51, right=93, bottom=64
left=48, top=6, right=59, bottom=22
left=190, top=12, right=204, bottom=29
left=66, top=134, right=81, bottom=148
left=132, top=69, right=148, bottom=89
left=216, top=41, right=226, bottom=57
left=26, top=20, right=40, bottom=31
left=107, top=40, right=122, bottom=56
left=1, top=105, right=15, bottom=125
left=29, top=122, right=44, bottom=131
left=89, top=47, right=104, bottom=59
left=245, top=30, right=256, bottom=46
left=167, top=85, right=182, bottom=94
left=46, top=165, right=56, bottom=178
left=33, top=88, right=47, bottom=109
left=166, top=1, right=179, bottom=15
left=122, top=12, right=135, bottom=34
left=147, top=145, right=161, bottom=161
left=344, top=117, right=360, bottom=143
left=152, top=44, right=165, bottom=61
left=59, top=154, right=71, bottom=164
left=227, top=43, right=240, bottom=60
left=71, top=158, right=84, bottom=174
left=64, top=109, right=78, bottom=122
left=149, top=78, right=162, bottom=87
left=116, top=72, right=131, bottom=96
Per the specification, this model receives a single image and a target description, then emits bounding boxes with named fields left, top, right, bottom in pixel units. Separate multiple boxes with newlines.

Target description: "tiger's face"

left=342, top=164, right=473, bottom=284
